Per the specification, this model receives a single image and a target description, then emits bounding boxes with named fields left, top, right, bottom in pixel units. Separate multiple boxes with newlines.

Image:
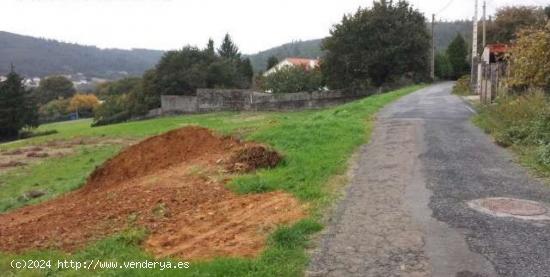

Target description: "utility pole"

left=431, top=13, right=435, bottom=81
left=482, top=1, right=486, bottom=47
left=471, top=0, right=479, bottom=92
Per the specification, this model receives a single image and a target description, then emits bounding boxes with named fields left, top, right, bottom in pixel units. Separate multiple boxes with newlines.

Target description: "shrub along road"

left=308, top=82, right=550, bottom=276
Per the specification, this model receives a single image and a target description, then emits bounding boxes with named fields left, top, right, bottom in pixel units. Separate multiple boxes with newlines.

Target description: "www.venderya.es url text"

left=10, top=259, right=190, bottom=271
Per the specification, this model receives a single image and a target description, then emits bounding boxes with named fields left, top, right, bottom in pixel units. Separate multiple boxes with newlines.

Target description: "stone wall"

left=161, top=89, right=372, bottom=114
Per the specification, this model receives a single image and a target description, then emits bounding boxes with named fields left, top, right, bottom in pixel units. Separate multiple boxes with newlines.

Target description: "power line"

left=528, top=0, right=549, bottom=6
left=436, top=0, right=455, bottom=15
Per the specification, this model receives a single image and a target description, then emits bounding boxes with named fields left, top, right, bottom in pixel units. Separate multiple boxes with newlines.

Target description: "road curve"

left=307, top=83, right=550, bottom=277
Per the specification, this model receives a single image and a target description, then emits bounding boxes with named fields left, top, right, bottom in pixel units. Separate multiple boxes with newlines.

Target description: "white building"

left=263, top=57, right=320, bottom=76
left=0, top=75, right=6, bottom=82
left=23, top=77, right=41, bottom=88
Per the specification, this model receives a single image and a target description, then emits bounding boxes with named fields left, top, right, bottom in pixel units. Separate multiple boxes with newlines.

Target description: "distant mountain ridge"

left=1, top=20, right=473, bottom=78
left=0, top=31, right=164, bottom=78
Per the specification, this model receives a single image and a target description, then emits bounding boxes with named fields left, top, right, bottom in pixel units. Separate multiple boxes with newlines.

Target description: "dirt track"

left=0, top=126, right=305, bottom=260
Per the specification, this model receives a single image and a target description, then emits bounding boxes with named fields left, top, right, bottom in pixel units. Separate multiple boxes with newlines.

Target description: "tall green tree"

left=239, top=58, right=254, bottom=84
left=446, top=34, right=469, bottom=79
left=266, top=56, right=279, bottom=70
left=218, top=33, right=240, bottom=59
left=206, top=38, right=215, bottom=56
left=35, top=75, right=76, bottom=104
left=142, top=37, right=253, bottom=100
left=322, top=0, right=430, bottom=88
left=486, top=6, right=546, bottom=43
left=144, top=47, right=210, bottom=97
left=0, top=69, right=38, bottom=139
left=435, top=52, right=453, bottom=80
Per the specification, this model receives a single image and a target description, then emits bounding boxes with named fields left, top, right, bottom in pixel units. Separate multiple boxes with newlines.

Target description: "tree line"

left=435, top=5, right=550, bottom=81
left=2, top=0, right=435, bottom=133
left=93, top=34, right=254, bottom=126
left=4, top=1, right=547, bottom=139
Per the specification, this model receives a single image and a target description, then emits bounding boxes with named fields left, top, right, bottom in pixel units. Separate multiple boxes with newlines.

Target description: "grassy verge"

left=0, top=85, right=423, bottom=276
left=473, top=91, right=550, bottom=178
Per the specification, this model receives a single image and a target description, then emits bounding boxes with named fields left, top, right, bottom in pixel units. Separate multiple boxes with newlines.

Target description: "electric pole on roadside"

left=482, top=1, right=487, bottom=47
left=431, top=13, right=435, bottom=81
left=470, top=0, right=479, bottom=91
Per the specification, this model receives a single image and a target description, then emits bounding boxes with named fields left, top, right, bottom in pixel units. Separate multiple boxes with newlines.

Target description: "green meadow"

left=0, top=85, right=422, bottom=276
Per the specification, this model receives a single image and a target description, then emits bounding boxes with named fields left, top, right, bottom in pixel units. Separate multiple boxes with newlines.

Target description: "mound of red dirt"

left=86, top=127, right=240, bottom=191
left=0, top=126, right=304, bottom=260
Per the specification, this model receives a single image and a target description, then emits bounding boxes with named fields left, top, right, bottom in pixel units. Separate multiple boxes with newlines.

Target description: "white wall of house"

left=263, top=60, right=294, bottom=76
left=263, top=58, right=319, bottom=77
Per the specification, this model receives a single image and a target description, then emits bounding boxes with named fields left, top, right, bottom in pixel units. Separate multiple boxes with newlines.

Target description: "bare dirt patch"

left=0, top=137, right=133, bottom=174
left=0, top=161, right=27, bottom=168
left=0, top=127, right=305, bottom=260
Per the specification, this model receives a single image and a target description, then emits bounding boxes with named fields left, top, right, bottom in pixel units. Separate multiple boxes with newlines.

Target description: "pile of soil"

left=0, top=126, right=304, bottom=260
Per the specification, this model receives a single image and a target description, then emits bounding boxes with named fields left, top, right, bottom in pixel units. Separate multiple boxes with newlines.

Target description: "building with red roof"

left=263, top=57, right=320, bottom=76
left=482, top=43, right=510, bottom=63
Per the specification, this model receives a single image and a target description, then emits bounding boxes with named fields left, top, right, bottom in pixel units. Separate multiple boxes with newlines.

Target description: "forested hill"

left=434, top=20, right=473, bottom=51
left=2, top=20, right=473, bottom=77
left=0, top=31, right=164, bottom=78
left=247, top=20, right=473, bottom=72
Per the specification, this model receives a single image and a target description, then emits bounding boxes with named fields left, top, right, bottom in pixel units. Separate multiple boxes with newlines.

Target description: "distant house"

left=23, top=77, right=41, bottom=88
left=478, top=43, right=510, bottom=103
left=263, top=57, right=320, bottom=76
left=0, top=75, right=6, bottom=82
left=481, top=43, right=510, bottom=63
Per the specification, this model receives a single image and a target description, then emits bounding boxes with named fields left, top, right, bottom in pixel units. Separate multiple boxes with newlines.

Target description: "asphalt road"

left=308, top=83, right=550, bottom=277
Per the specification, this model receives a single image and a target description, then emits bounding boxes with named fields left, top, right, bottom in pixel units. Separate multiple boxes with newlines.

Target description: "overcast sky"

left=1, top=0, right=548, bottom=54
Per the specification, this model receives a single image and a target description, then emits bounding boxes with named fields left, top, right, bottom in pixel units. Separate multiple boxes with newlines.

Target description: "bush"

left=478, top=90, right=549, bottom=146
left=537, top=143, right=550, bottom=166
left=261, top=66, right=323, bottom=93
left=95, top=77, right=142, bottom=99
left=18, top=129, right=58, bottom=139
left=476, top=90, right=550, bottom=174
left=92, top=111, right=131, bottom=127
left=507, top=23, right=550, bottom=91
left=452, top=75, right=472, bottom=95
left=38, top=98, right=71, bottom=122
left=68, top=94, right=100, bottom=118
left=92, top=94, right=133, bottom=126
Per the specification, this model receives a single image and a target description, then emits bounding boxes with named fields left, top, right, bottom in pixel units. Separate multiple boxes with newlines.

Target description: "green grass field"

left=0, top=85, right=422, bottom=276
